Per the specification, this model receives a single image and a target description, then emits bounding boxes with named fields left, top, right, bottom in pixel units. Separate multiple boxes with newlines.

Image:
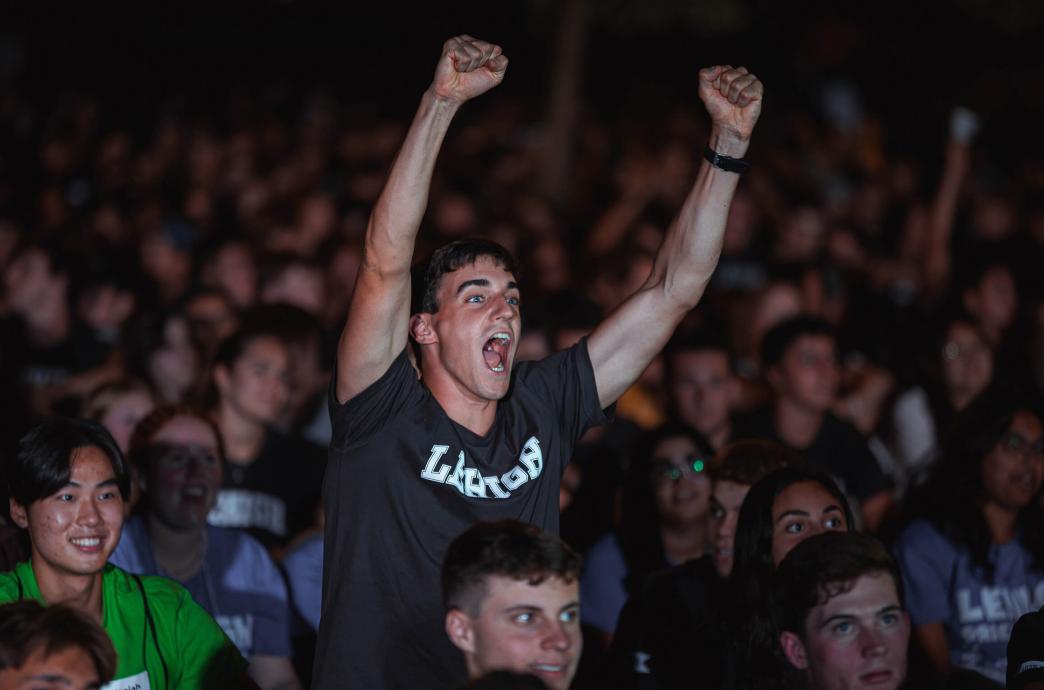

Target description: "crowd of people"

left=1, top=29, right=1044, bottom=690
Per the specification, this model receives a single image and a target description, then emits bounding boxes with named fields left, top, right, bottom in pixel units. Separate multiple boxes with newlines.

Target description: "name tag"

left=102, top=670, right=150, bottom=690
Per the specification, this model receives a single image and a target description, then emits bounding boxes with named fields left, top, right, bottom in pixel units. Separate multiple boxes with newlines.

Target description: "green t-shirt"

left=0, top=561, right=248, bottom=690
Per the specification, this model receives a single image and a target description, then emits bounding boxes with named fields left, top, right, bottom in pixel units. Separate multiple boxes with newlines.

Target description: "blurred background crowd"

left=2, top=2, right=1044, bottom=688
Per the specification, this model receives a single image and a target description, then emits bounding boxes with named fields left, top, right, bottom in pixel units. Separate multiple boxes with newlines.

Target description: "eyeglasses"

left=999, top=433, right=1044, bottom=459
left=650, top=455, right=708, bottom=483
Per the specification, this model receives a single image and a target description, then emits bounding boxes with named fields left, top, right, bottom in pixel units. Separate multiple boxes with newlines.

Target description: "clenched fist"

left=698, top=66, right=763, bottom=144
left=431, top=35, right=508, bottom=105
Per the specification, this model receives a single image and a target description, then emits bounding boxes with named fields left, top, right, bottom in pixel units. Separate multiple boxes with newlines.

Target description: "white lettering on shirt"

left=216, top=613, right=255, bottom=656
left=208, top=489, right=287, bottom=536
left=419, top=437, right=544, bottom=499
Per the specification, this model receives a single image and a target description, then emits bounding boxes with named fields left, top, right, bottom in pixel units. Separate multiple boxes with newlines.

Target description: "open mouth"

left=482, top=332, right=512, bottom=373
left=181, top=485, right=209, bottom=502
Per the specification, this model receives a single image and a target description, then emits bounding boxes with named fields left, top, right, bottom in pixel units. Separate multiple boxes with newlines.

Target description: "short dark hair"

left=759, top=315, right=834, bottom=370
left=713, top=440, right=797, bottom=486
left=664, top=329, right=731, bottom=375
left=413, top=239, right=520, bottom=315
left=773, top=531, right=903, bottom=639
left=0, top=600, right=117, bottom=682
left=442, top=520, right=580, bottom=615
left=7, top=418, right=130, bottom=508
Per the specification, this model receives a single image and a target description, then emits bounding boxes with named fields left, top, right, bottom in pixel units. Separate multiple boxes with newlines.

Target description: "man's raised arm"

left=336, top=36, right=508, bottom=404
left=587, top=65, right=763, bottom=409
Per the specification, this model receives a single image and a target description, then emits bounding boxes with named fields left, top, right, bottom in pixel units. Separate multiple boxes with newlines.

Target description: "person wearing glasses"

left=894, top=386, right=1044, bottom=685
left=579, top=423, right=714, bottom=645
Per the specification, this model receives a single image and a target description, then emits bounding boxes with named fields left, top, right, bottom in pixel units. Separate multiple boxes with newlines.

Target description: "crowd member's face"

left=771, top=335, right=839, bottom=414
left=771, top=481, right=847, bottom=566
left=966, top=266, right=1017, bottom=336
left=10, top=447, right=124, bottom=581
left=148, top=315, right=199, bottom=402
left=0, top=645, right=102, bottom=690
left=981, top=410, right=1044, bottom=514
left=709, top=479, right=749, bottom=578
left=420, top=256, right=521, bottom=403
left=2, top=248, right=62, bottom=315
left=216, top=335, right=290, bottom=425
left=940, top=321, right=992, bottom=410
left=205, top=243, right=257, bottom=308
left=447, top=574, right=580, bottom=690
left=649, top=435, right=711, bottom=527
left=147, top=416, right=223, bottom=531
left=669, top=350, right=733, bottom=444
left=99, top=390, right=154, bottom=454
left=781, top=572, right=909, bottom=690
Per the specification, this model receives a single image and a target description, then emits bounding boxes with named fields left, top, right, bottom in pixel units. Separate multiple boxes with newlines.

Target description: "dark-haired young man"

left=0, top=600, right=116, bottom=690
left=0, top=418, right=254, bottom=690
left=320, top=34, right=763, bottom=689
left=442, top=520, right=581, bottom=690
left=774, top=531, right=910, bottom=690
left=734, top=315, right=893, bottom=533
left=665, top=331, right=739, bottom=452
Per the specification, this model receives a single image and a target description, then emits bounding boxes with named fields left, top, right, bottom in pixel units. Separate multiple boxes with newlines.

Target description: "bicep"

left=587, top=285, right=688, bottom=409
left=335, top=266, right=412, bottom=404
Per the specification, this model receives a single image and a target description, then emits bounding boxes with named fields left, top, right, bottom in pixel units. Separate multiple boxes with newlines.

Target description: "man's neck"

left=32, top=560, right=104, bottom=623
left=216, top=404, right=266, bottom=465
left=773, top=398, right=824, bottom=449
left=708, top=421, right=732, bottom=452
left=146, top=514, right=207, bottom=581
left=429, top=385, right=498, bottom=437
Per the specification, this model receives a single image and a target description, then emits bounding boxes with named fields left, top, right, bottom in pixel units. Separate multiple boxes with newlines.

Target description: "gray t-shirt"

left=895, top=519, right=1044, bottom=683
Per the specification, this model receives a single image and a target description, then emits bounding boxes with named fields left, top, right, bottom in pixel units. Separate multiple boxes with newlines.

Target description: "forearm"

left=363, top=90, right=461, bottom=275
left=649, top=126, right=746, bottom=308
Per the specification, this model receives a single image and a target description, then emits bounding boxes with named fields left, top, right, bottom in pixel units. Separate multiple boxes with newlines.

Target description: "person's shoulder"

left=585, top=532, right=625, bottom=564
left=0, top=561, right=29, bottom=600
left=895, top=519, right=955, bottom=553
left=105, top=563, right=191, bottom=604
left=284, top=532, right=324, bottom=565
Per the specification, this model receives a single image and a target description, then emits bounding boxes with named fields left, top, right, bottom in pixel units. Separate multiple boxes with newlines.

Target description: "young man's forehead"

left=813, top=572, right=901, bottom=618
left=480, top=573, right=578, bottom=607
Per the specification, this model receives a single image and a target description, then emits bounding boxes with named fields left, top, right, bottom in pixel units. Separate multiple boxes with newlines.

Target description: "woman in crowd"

left=204, top=324, right=325, bottom=552
left=580, top=423, right=715, bottom=643
left=603, top=439, right=794, bottom=689
left=894, top=386, right=1044, bottom=685
left=110, top=404, right=302, bottom=690
left=0, top=417, right=253, bottom=689
left=891, top=313, right=993, bottom=488
left=725, top=466, right=855, bottom=690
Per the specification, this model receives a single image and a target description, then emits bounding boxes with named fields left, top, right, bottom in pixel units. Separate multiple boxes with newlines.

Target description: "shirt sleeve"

left=283, top=535, right=323, bottom=632
left=580, top=533, right=629, bottom=634
left=515, top=338, right=613, bottom=448
left=328, top=348, right=423, bottom=451
left=170, top=587, right=250, bottom=688
left=894, top=520, right=955, bottom=626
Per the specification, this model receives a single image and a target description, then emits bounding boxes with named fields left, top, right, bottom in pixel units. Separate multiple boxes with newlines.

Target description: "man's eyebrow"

left=559, top=600, right=580, bottom=612
left=819, top=604, right=902, bottom=629
left=456, top=278, right=491, bottom=294
left=65, top=477, right=119, bottom=489
left=28, top=673, right=72, bottom=685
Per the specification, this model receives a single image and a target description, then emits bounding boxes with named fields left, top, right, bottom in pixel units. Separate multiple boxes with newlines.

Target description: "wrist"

left=708, top=127, right=750, bottom=158
left=423, top=86, right=464, bottom=114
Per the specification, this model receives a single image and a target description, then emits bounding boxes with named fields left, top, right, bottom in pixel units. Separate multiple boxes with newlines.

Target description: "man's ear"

left=9, top=498, right=28, bottom=529
left=410, top=313, right=438, bottom=346
left=780, top=630, right=809, bottom=670
left=445, top=609, right=476, bottom=654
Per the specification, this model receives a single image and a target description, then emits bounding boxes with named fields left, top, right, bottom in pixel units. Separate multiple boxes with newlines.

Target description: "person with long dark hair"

left=894, top=386, right=1044, bottom=685
left=580, top=423, right=715, bottom=643
left=724, top=467, right=855, bottom=690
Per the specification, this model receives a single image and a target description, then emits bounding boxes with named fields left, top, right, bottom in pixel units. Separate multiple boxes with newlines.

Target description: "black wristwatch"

left=703, top=145, right=750, bottom=174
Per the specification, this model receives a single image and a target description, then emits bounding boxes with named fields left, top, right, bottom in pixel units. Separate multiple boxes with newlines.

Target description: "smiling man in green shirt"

left=1, top=417, right=255, bottom=690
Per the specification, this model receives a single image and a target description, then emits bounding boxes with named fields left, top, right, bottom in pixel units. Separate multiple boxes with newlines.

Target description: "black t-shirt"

left=604, top=556, right=727, bottom=690
left=314, top=340, right=609, bottom=690
left=732, top=408, right=891, bottom=501
left=207, top=430, right=326, bottom=549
